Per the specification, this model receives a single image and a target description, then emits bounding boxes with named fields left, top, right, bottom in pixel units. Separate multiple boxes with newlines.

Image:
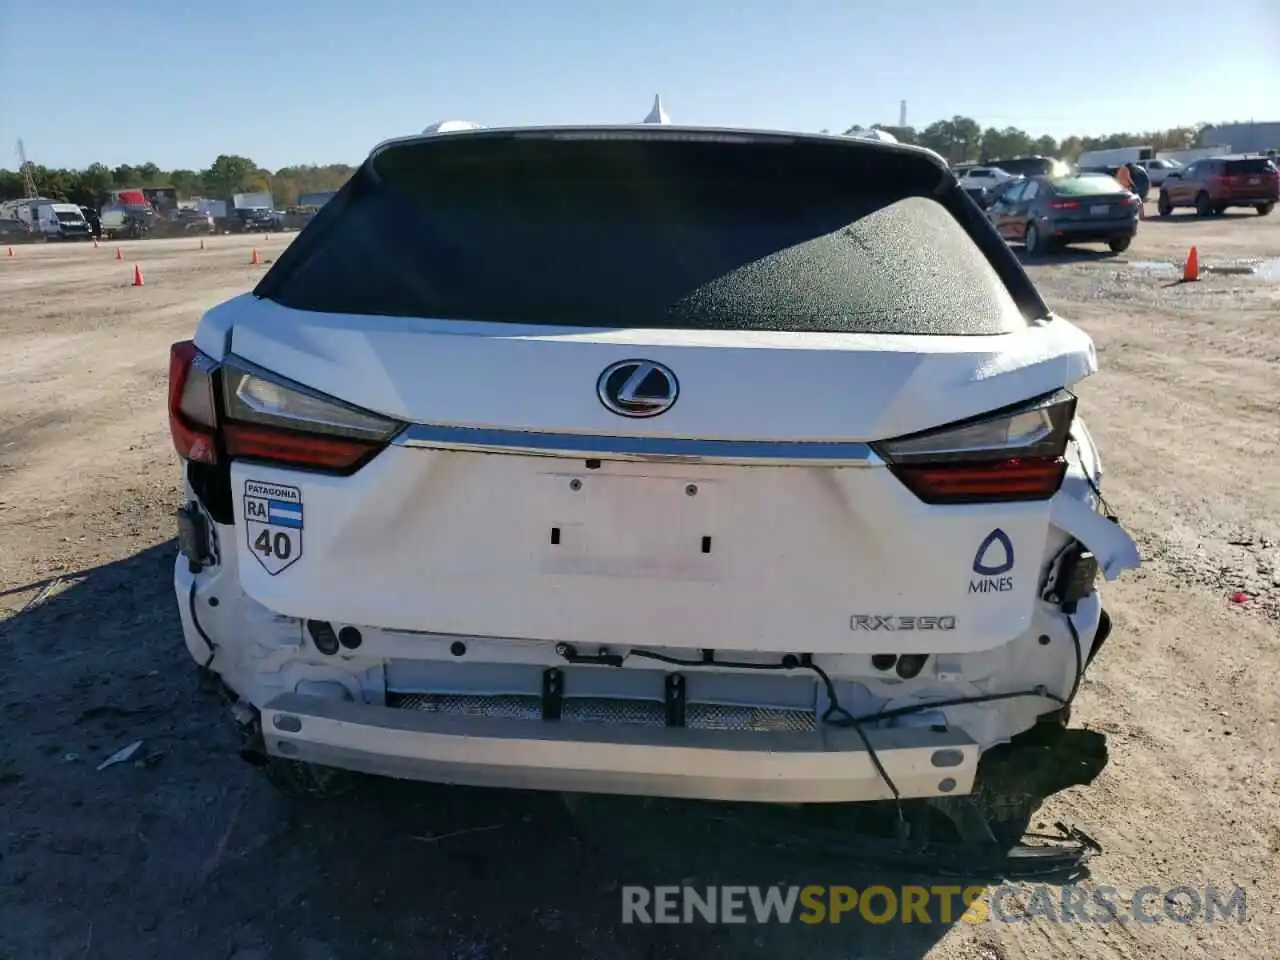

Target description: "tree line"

left=842, top=117, right=1207, bottom=164
left=0, top=154, right=355, bottom=210
left=0, top=118, right=1214, bottom=208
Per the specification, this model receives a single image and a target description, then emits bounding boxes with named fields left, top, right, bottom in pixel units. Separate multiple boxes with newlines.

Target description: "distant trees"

left=0, top=154, right=357, bottom=208
left=849, top=117, right=1207, bottom=164
left=0, top=117, right=1220, bottom=207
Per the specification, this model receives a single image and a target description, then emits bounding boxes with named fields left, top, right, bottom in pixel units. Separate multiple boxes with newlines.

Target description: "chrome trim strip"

left=391, top=423, right=879, bottom=466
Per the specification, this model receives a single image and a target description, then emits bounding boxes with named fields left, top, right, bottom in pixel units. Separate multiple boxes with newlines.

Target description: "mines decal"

left=244, top=480, right=303, bottom=575
left=970, top=527, right=1015, bottom=595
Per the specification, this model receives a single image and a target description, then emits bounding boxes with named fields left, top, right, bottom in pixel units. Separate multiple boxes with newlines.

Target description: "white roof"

left=422, top=120, right=487, bottom=134
left=642, top=95, right=671, bottom=125
left=847, top=127, right=898, bottom=143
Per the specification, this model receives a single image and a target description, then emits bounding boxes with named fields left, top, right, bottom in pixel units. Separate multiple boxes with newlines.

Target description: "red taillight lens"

left=875, top=391, right=1076, bottom=504
left=221, top=423, right=385, bottom=472
left=220, top=360, right=403, bottom=474
left=168, top=340, right=218, bottom=464
left=1049, top=200, right=1078, bottom=210
left=891, top=457, right=1067, bottom=502
left=167, top=343, right=403, bottom=474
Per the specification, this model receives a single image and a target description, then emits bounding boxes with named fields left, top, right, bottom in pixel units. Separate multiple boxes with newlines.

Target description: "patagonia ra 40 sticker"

left=970, top=528, right=1015, bottom=594
left=244, top=480, right=303, bottom=575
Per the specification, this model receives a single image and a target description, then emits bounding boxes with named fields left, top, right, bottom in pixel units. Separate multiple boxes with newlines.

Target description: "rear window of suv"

left=1225, top=158, right=1277, bottom=175
left=258, top=132, right=1044, bottom=335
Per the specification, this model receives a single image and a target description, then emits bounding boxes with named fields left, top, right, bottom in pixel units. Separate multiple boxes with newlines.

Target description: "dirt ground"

left=1, top=212, right=1277, bottom=960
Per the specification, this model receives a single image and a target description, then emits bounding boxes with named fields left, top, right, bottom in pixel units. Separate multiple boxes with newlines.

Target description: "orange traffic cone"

left=250, top=248, right=260, bottom=265
left=132, top=264, right=145, bottom=287
left=1182, top=246, right=1200, bottom=282
left=115, top=247, right=123, bottom=261
left=6, top=247, right=12, bottom=258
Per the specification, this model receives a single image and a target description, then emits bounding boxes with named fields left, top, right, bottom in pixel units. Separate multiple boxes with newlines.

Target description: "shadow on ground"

left=1014, top=246, right=1123, bottom=268
left=1145, top=210, right=1269, bottom=224
left=2, top=542, right=1048, bottom=960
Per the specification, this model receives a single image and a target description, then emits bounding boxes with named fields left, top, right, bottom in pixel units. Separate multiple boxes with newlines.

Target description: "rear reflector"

left=875, top=391, right=1075, bottom=504
left=168, top=340, right=218, bottom=464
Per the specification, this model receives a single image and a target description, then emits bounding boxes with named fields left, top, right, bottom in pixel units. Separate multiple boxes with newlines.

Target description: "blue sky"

left=2, top=0, right=1277, bottom=171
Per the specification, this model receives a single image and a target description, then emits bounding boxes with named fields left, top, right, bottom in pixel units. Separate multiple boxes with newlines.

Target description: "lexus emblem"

left=597, top=360, right=679, bottom=418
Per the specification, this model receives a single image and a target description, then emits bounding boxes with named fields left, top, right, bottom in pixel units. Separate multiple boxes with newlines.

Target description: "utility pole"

left=16, top=139, right=39, bottom=199
left=899, top=100, right=907, bottom=128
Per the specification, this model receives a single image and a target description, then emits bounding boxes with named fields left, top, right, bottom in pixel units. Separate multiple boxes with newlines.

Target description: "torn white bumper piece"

left=260, top=693, right=980, bottom=804
left=1050, top=493, right=1141, bottom=580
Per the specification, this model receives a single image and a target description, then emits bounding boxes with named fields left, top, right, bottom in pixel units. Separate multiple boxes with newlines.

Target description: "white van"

left=34, top=202, right=93, bottom=241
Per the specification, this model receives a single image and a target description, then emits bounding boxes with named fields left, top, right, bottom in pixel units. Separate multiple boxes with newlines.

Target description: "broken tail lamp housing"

left=168, top=340, right=404, bottom=474
left=874, top=390, right=1075, bottom=504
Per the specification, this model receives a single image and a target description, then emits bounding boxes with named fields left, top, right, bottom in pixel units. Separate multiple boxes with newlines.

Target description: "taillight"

left=166, top=340, right=403, bottom=474
left=875, top=391, right=1075, bottom=504
left=220, top=361, right=403, bottom=473
left=1049, top=200, right=1078, bottom=210
left=168, top=340, right=218, bottom=464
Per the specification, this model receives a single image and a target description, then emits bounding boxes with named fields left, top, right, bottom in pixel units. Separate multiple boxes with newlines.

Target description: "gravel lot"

left=2, top=212, right=1277, bottom=960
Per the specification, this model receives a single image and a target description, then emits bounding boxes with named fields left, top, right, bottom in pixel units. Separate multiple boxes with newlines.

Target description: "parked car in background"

left=987, top=173, right=1139, bottom=254
left=1136, top=158, right=1182, bottom=187
left=1156, top=156, right=1278, bottom=217
left=170, top=208, right=216, bottom=233
left=984, top=156, right=1072, bottom=179
left=957, top=165, right=1015, bottom=193
left=233, top=208, right=278, bottom=233
left=100, top=203, right=157, bottom=240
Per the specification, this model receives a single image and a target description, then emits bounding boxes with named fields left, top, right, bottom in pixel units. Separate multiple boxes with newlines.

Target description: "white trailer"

left=1156, top=145, right=1233, bottom=166
left=0, top=197, right=54, bottom=232
left=232, top=191, right=273, bottom=211
left=1076, top=145, right=1155, bottom=169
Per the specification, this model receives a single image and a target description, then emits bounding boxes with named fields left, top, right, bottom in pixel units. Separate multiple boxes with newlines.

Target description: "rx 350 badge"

left=243, top=480, right=303, bottom=575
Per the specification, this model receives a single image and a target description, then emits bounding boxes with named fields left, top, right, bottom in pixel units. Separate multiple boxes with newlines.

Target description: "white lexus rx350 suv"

left=168, top=122, right=1138, bottom=827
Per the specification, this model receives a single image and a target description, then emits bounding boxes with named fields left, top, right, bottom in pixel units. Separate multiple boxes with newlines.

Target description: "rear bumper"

left=1220, top=196, right=1277, bottom=206
left=1049, top=218, right=1137, bottom=241
left=260, top=692, right=980, bottom=804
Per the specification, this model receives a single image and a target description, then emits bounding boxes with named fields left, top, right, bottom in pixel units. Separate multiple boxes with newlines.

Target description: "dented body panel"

left=169, top=123, right=1139, bottom=806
